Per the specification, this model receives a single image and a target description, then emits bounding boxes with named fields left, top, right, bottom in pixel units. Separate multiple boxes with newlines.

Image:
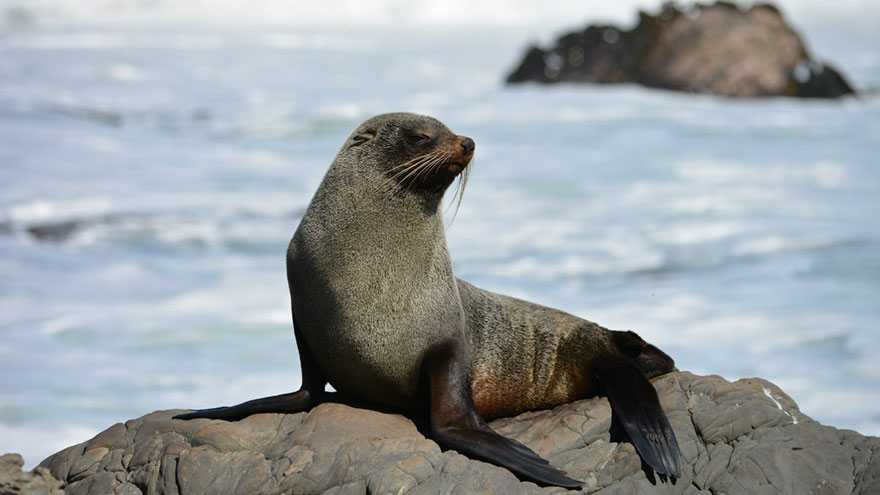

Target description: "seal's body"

left=459, top=279, right=682, bottom=478
left=175, top=113, right=680, bottom=487
left=288, top=145, right=462, bottom=409
left=461, top=279, right=599, bottom=418
left=460, top=280, right=673, bottom=419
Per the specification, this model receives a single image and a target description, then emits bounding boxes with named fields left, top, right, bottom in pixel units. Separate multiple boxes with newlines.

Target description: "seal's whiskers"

left=446, top=157, right=471, bottom=225
left=408, top=149, right=454, bottom=188
left=383, top=148, right=453, bottom=194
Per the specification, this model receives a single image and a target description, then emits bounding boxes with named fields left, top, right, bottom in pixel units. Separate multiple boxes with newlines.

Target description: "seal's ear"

left=350, top=130, right=376, bottom=148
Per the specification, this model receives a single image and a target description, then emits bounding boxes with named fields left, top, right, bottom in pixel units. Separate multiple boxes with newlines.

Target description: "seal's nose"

left=460, top=137, right=475, bottom=155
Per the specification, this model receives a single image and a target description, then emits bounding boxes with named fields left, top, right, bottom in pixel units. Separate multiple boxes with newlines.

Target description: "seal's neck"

left=297, top=160, right=450, bottom=266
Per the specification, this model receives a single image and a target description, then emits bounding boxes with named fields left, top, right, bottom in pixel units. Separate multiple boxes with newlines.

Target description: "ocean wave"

left=0, top=98, right=371, bottom=142
left=0, top=204, right=304, bottom=247
left=675, top=160, right=849, bottom=189
left=1, top=29, right=378, bottom=52
left=2, top=0, right=877, bottom=30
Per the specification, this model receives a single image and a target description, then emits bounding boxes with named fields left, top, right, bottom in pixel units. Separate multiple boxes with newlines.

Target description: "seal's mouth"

left=444, top=147, right=474, bottom=175
left=445, top=162, right=465, bottom=174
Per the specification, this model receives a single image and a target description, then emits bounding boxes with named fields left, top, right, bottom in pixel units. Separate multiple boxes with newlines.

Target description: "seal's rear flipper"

left=601, top=362, right=681, bottom=479
left=173, top=390, right=314, bottom=421
left=425, top=340, right=582, bottom=489
left=433, top=422, right=582, bottom=488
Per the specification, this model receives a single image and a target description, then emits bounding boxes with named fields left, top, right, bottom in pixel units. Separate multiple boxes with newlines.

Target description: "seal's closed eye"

left=407, top=133, right=431, bottom=145
left=350, top=131, right=376, bottom=147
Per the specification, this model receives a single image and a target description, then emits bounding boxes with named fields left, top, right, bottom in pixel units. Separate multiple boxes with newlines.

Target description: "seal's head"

left=340, top=113, right=475, bottom=197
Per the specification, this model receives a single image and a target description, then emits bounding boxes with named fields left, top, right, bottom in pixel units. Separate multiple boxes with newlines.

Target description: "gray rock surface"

left=24, top=372, right=880, bottom=494
left=0, top=453, right=63, bottom=495
left=506, top=2, right=855, bottom=98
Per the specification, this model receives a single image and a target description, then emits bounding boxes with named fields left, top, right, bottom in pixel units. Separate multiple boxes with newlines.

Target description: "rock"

left=506, top=2, right=855, bottom=98
left=32, top=372, right=880, bottom=494
left=26, top=221, right=81, bottom=242
left=0, top=453, right=64, bottom=495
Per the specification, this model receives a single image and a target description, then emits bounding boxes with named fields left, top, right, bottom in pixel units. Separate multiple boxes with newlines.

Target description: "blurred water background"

left=1, top=0, right=878, bottom=468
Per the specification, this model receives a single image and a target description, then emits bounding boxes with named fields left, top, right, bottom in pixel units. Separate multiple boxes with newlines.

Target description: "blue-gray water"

left=1, top=16, right=879, bottom=468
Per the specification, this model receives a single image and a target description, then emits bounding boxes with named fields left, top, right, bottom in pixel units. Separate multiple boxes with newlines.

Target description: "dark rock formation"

left=25, top=372, right=880, bottom=494
left=506, top=2, right=855, bottom=98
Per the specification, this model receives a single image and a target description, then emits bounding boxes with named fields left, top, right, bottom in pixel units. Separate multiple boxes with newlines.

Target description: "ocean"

left=1, top=0, right=878, bottom=468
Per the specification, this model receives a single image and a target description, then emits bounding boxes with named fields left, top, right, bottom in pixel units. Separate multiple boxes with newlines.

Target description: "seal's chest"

left=288, top=231, right=462, bottom=404
left=314, top=315, right=436, bottom=405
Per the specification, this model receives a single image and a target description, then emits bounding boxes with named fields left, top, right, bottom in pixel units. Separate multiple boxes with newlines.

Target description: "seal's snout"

left=460, top=136, right=475, bottom=155
left=458, top=136, right=475, bottom=165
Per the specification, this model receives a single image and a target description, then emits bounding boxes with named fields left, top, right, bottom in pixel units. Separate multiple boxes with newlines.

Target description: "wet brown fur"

left=461, top=279, right=616, bottom=418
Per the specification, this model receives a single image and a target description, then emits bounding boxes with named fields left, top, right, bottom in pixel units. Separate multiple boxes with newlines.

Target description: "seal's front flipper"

left=425, top=341, right=582, bottom=489
left=173, top=390, right=314, bottom=421
left=601, top=361, right=681, bottom=478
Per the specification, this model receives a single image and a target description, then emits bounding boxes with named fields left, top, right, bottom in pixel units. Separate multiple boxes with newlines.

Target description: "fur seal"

left=174, top=112, right=680, bottom=487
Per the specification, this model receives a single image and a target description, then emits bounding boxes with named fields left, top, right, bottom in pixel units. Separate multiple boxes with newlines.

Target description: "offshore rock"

left=32, top=372, right=880, bottom=494
left=506, top=2, right=855, bottom=98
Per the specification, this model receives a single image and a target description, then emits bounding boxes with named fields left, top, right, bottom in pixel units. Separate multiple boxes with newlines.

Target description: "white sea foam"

left=651, top=222, right=745, bottom=245
left=2, top=0, right=876, bottom=29
left=254, top=32, right=374, bottom=51
left=106, top=63, right=141, bottom=82
left=1, top=32, right=131, bottom=50
left=675, top=160, right=850, bottom=188
left=6, top=197, right=114, bottom=223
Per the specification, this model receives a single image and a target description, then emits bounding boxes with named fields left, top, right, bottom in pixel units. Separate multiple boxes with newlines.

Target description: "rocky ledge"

left=2, top=372, right=878, bottom=494
left=506, top=1, right=855, bottom=98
